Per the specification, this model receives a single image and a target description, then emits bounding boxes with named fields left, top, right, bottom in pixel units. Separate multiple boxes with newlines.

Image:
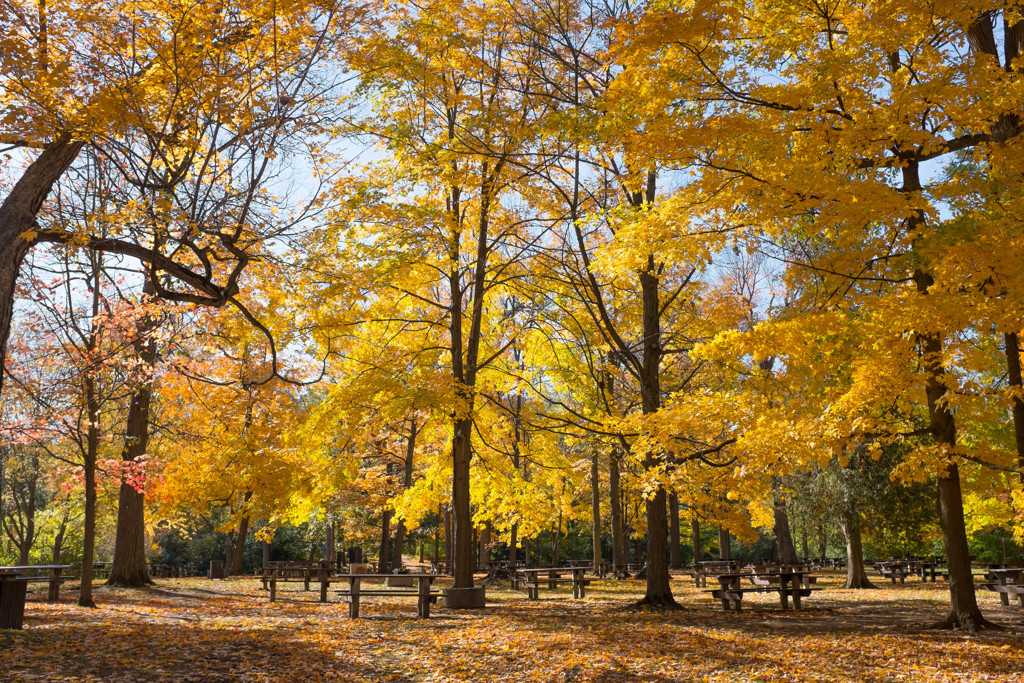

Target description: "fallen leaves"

left=1, top=574, right=1022, bottom=682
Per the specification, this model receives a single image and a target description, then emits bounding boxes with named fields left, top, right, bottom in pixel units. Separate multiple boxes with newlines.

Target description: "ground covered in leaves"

left=2, top=572, right=1023, bottom=682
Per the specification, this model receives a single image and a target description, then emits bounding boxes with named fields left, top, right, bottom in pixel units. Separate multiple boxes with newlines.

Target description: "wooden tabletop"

left=0, top=565, right=71, bottom=571
left=343, top=573, right=435, bottom=579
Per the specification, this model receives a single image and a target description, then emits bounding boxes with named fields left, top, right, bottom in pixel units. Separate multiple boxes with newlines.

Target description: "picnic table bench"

left=711, top=567, right=815, bottom=612
left=336, top=573, right=440, bottom=619
left=981, top=568, right=1024, bottom=607
left=514, top=567, right=591, bottom=599
left=0, top=565, right=72, bottom=629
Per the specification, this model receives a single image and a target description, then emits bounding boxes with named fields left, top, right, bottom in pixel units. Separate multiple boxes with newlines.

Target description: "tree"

left=1, top=0, right=357, bottom=392
left=618, top=0, right=1024, bottom=630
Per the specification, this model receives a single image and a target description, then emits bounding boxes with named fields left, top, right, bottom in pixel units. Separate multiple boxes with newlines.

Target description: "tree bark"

left=690, top=515, right=702, bottom=562
left=229, top=515, right=249, bottom=576
left=79, top=374, right=100, bottom=608
left=591, top=450, right=602, bottom=565
left=392, top=420, right=417, bottom=571
left=451, top=417, right=474, bottom=586
left=668, top=493, right=681, bottom=569
left=1003, top=332, right=1024, bottom=484
left=800, top=519, right=809, bottom=562
left=610, top=447, right=626, bottom=576
left=51, top=509, right=68, bottom=565
left=637, top=253, right=675, bottom=607
left=839, top=505, right=875, bottom=589
left=773, top=488, right=799, bottom=564
left=108, top=283, right=158, bottom=587
left=480, top=523, right=491, bottom=567
left=718, top=527, right=730, bottom=560
left=380, top=498, right=392, bottom=574
left=443, top=506, right=452, bottom=570
left=0, top=134, right=84, bottom=395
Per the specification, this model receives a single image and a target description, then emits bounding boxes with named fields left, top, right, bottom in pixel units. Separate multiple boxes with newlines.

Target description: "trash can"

left=209, top=560, right=225, bottom=580
left=0, top=574, right=28, bottom=629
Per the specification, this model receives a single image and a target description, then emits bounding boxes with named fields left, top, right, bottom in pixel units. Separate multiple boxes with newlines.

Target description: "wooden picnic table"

left=337, top=573, right=439, bottom=619
left=262, top=560, right=334, bottom=601
left=689, top=560, right=739, bottom=587
left=712, top=567, right=815, bottom=612
left=985, top=568, right=1024, bottom=607
left=514, top=567, right=591, bottom=599
left=0, top=565, right=72, bottom=629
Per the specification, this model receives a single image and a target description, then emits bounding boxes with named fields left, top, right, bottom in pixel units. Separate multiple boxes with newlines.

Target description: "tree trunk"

left=524, top=537, right=531, bottom=567
left=326, top=523, right=335, bottom=564
left=443, top=506, right=452, bottom=569
left=773, top=487, right=799, bottom=564
left=51, top=509, right=68, bottom=565
left=610, top=447, right=626, bottom=576
left=839, top=505, right=875, bottom=589
left=591, top=450, right=602, bottom=565
left=718, top=527, right=730, bottom=560
left=79, top=377, right=100, bottom=608
left=636, top=246, right=676, bottom=608
left=379, top=505, right=391, bottom=574
left=480, top=523, right=491, bottom=567
left=800, top=520, right=809, bottom=563
left=904, top=155, right=986, bottom=629
left=451, top=417, right=475, bottom=587
left=1003, top=332, right=1024, bottom=484
left=392, top=420, right=417, bottom=571
left=691, top=515, right=702, bottom=562
left=434, top=505, right=441, bottom=564
left=229, top=516, right=249, bottom=576
left=0, top=134, right=84, bottom=395
left=818, top=522, right=827, bottom=560
left=108, top=291, right=158, bottom=587
left=668, top=493, right=680, bottom=569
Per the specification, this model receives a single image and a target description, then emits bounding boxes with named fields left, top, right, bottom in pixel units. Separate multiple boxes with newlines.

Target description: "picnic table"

left=337, top=573, right=439, bottom=619
left=0, top=565, right=72, bottom=629
left=983, top=567, right=1024, bottom=607
left=711, top=566, right=815, bottom=612
left=513, top=567, right=591, bottom=599
left=261, top=560, right=334, bottom=602
left=875, top=559, right=945, bottom=583
left=689, top=560, right=739, bottom=587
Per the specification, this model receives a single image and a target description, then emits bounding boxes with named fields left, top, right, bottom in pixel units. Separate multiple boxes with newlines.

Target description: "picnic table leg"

left=417, top=577, right=430, bottom=619
left=548, top=571, right=558, bottom=590
left=350, top=577, right=360, bottom=618
left=304, top=571, right=311, bottom=592
left=320, top=577, right=329, bottom=603
left=779, top=577, right=790, bottom=610
left=999, top=577, right=1011, bottom=606
left=792, top=576, right=802, bottom=610
left=262, top=571, right=268, bottom=590
left=270, top=577, right=277, bottom=603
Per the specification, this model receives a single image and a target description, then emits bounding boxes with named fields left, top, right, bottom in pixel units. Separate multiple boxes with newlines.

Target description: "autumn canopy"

left=2, top=0, right=1024, bottom=655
